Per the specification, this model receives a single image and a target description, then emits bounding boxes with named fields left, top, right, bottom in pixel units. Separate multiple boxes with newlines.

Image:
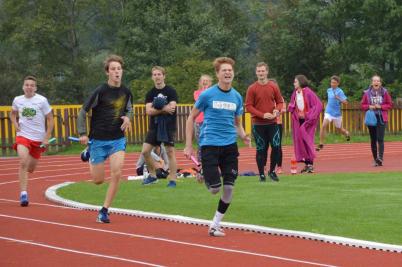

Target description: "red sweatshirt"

left=245, top=80, right=284, bottom=124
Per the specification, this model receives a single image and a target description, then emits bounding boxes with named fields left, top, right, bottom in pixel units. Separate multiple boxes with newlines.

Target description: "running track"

left=1, top=142, right=402, bottom=266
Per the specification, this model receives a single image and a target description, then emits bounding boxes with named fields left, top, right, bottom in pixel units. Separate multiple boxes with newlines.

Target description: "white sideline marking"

left=0, top=214, right=337, bottom=267
left=0, top=236, right=165, bottom=267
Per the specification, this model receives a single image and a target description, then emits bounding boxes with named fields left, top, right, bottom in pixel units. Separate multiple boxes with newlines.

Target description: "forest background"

left=1, top=0, right=401, bottom=105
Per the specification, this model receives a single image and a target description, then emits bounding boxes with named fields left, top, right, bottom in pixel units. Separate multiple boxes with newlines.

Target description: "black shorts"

left=201, top=143, right=239, bottom=189
left=145, top=128, right=176, bottom=147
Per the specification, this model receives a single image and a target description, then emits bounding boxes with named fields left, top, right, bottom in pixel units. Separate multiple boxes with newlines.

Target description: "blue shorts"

left=89, top=137, right=126, bottom=165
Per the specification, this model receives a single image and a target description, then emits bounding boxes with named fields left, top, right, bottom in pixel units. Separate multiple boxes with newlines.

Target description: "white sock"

left=20, top=191, right=27, bottom=196
left=211, top=211, right=224, bottom=229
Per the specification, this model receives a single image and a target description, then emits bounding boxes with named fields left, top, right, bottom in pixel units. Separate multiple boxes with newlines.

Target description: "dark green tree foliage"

left=0, top=0, right=401, bottom=105
left=0, top=0, right=121, bottom=103
left=257, top=0, right=402, bottom=101
left=121, top=0, right=251, bottom=103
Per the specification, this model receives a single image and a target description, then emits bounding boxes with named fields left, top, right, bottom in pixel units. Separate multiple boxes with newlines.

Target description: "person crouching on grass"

left=184, top=57, right=251, bottom=237
left=77, top=55, right=133, bottom=223
left=11, top=76, right=54, bottom=207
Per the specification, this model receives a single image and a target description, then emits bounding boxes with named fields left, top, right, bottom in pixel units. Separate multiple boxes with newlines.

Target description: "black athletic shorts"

left=201, top=143, right=239, bottom=189
left=145, top=128, right=175, bottom=147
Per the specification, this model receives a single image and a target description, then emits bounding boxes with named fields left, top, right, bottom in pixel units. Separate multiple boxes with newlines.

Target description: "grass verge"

left=58, top=172, right=402, bottom=245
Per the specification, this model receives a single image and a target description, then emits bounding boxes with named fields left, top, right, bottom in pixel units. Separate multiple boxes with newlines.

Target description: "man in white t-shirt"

left=10, top=76, right=54, bottom=207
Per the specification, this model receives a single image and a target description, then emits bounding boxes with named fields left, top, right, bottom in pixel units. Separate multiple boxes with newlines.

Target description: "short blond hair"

left=151, top=66, right=166, bottom=75
left=104, top=55, right=124, bottom=72
left=256, top=62, right=269, bottom=71
left=213, top=57, right=235, bottom=72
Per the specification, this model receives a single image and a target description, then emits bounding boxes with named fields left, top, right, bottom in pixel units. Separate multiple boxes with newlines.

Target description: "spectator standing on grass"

left=245, top=62, right=284, bottom=182
left=140, top=66, right=178, bottom=187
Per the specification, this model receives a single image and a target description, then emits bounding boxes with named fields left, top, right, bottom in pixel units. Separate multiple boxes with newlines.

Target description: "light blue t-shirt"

left=325, top=87, right=347, bottom=117
left=195, top=85, right=243, bottom=146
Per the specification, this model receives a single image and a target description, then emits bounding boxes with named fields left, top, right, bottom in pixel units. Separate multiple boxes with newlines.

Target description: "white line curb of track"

left=46, top=182, right=402, bottom=253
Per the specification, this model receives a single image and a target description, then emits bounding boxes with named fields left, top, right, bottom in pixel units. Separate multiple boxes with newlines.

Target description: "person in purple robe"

left=288, top=75, right=323, bottom=173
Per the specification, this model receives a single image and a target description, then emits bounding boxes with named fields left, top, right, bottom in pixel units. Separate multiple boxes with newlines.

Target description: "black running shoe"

left=268, top=171, right=279, bottom=182
left=316, top=144, right=324, bottom=151
left=301, top=165, right=314, bottom=173
left=259, top=174, right=266, bottom=182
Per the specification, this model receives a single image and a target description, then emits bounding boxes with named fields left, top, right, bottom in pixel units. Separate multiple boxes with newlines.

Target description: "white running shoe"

left=209, top=226, right=226, bottom=237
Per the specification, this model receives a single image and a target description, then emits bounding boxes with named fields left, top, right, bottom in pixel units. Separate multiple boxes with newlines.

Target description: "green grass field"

left=58, top=172, right=402, bottom=245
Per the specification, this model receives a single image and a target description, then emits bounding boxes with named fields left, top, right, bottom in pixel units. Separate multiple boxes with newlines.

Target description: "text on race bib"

left=212, top=101, right=236, bottom=111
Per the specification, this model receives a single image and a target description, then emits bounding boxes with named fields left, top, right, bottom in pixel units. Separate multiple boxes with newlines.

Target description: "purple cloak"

left=288, top=87, right=323, bottom=162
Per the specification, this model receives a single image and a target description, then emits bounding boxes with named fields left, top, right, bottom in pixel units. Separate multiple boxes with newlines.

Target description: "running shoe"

left=97, top=209, right=110, bottom=223
left=306, top=165, right=314, bottom=173
left=209, top=227, right=226, bottom=237
left=20, top=193, right=29, bottom=207
left=259, top=174, right=266, bottom=182
left=167, top=180, right=177, bottom=188
left=301, top=165, right=314, bottom=173
left=80, top=148, right=90, bottom=162
left=316, top=144, right=324, bottom=151
left=268, top=171, right=279, bottom=182
left=142, top=175, right=158, bottom=185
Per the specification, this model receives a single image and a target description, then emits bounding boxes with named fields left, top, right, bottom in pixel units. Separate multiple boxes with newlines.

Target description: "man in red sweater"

left=245, top=62, right=284, bottom=182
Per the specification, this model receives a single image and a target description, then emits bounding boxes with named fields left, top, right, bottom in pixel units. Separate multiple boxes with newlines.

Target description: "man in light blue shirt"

left=184, top=57, right=250, bottom=237
left=317, top=75, right=350, bottom=151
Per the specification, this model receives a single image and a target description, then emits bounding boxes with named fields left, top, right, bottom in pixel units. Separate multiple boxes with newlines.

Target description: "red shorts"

left=13, top=136, right=45, bottom=159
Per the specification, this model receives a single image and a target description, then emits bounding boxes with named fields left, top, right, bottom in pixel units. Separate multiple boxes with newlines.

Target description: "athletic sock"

left=212, top=199, right=230, bottom=228
left=211, top=211, right=224, bottom=229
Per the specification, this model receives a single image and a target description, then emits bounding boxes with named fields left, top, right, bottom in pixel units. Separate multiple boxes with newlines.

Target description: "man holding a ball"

left=141, top=66, right=179, bottom=188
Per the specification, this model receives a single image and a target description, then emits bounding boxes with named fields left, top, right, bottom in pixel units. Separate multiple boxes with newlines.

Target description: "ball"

left=152, top=97, right=167, bottom=110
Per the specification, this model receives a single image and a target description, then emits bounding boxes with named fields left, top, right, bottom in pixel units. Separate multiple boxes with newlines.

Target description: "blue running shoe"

left=97, top=209, right=110, bottom=223
left=142, top=175, right=158, bottom=185
left=20, top=193, right=29, bottom=207
left=167, top=180, right=176, bottom=188
left=80, top=148, right=90, bottom=162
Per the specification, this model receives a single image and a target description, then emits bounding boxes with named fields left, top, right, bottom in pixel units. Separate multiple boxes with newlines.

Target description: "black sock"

left=217, top=199, right=230, bottom=214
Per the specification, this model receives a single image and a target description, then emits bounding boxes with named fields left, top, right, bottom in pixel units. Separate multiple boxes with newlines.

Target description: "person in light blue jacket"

left=317, top=75, right=350, bottom=151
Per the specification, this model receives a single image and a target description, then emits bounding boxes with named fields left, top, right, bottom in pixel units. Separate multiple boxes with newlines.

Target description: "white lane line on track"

left=0, top=213, right=338, bottom=267
left=0, top=236, right=165, bottom=267
left=0, top=198, right=81, bottom=210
